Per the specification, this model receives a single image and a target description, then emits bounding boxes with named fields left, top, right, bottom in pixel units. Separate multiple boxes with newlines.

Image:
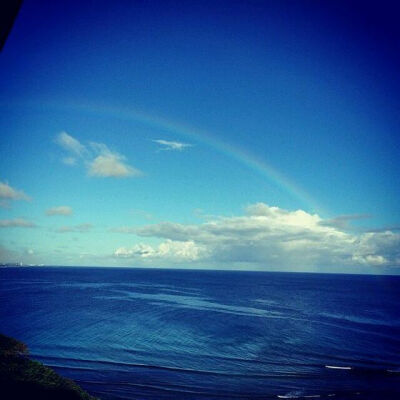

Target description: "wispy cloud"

left=56, top=223, right=93, bottom=233
left=46, top=206, right=73, bottom=216
left=153, top=139, right=193, bottom=151
left=0, top=181, right=31, bottom=207
left=62, top=157, right=77, bottom=166
left=319, top=214, right=372, bottom=229
left=56, top=132, right=86, bottom=157
left=113, top=203, right=400, bottom=268
left=0, top=218, right=36, bottom=228
left=55, top=133, right=141, bottom=178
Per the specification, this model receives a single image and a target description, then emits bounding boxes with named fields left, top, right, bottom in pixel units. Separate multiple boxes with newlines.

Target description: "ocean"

left=0, top=267, right=399, bottom=399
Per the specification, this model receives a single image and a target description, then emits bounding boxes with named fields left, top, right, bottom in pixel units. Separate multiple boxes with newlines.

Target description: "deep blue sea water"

left=0, top=267, right=399, bottom=400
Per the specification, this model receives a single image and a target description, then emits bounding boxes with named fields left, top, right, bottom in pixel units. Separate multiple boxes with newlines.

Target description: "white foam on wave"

left=277, top=393, right=302, bottom=399
left=325, top=365, right=352, bottom=370
left=277, top=395, right=321, bottom=399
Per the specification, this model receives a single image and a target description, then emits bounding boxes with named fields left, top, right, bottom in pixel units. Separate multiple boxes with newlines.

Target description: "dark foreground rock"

left=0, top=333, right=97, bottom=400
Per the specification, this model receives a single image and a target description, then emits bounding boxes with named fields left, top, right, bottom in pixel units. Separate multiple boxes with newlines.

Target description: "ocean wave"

left=35, top=353, right=399, bottom=382
left=73, top=380, right=363, bottom=400
left=75, top=379, right=270, bottom=398
left=320, top=312, right=400, bottom=328
left=46, top=358, right=313, bottom=379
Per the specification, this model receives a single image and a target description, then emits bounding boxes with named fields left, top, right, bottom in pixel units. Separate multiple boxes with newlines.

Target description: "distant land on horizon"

left=2, top=264, right=400, bottom=277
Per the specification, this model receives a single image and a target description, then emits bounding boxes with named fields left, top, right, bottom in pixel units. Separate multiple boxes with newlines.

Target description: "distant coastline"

left=0, top=263, right=45, bottom=267
left=2, top=264, right=400, bottom=277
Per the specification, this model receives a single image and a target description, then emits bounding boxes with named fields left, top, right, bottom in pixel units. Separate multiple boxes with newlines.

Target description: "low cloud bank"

left=113, top=203, right=400, bottom=269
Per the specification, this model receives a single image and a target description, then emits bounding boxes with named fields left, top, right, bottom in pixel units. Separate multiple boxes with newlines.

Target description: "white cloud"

left=0, top=181, right=31, bottom=206
left=88, top=152, right=140, bottom=178
left=352, top=254, right=387, bottom=266
left=113, top=203, right=399, bottom=269
left=56, top=132, right=86, bottom=156
left=153, top=139, right=193, bottom=151
left=46, top=206, right=73, bottom=216
left=55, top=133, right=141, bottom=178
left=114, top=243, right=155, bottom=258
left=56, top=223, right=93, bottom=233
left=0, top=218, right=36, bottom=228
left=114, top=240, right=203, bottom=262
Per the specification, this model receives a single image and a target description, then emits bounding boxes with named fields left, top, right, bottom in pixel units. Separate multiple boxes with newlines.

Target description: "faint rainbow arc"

left=43, top=99, right=325, bottom=215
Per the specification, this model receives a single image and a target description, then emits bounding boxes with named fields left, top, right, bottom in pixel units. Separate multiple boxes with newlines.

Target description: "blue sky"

left=1, top=0, right=399, bottom=273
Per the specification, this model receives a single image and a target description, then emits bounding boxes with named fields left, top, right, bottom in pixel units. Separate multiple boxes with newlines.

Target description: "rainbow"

left=23, top=99, right=325, bottom=215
